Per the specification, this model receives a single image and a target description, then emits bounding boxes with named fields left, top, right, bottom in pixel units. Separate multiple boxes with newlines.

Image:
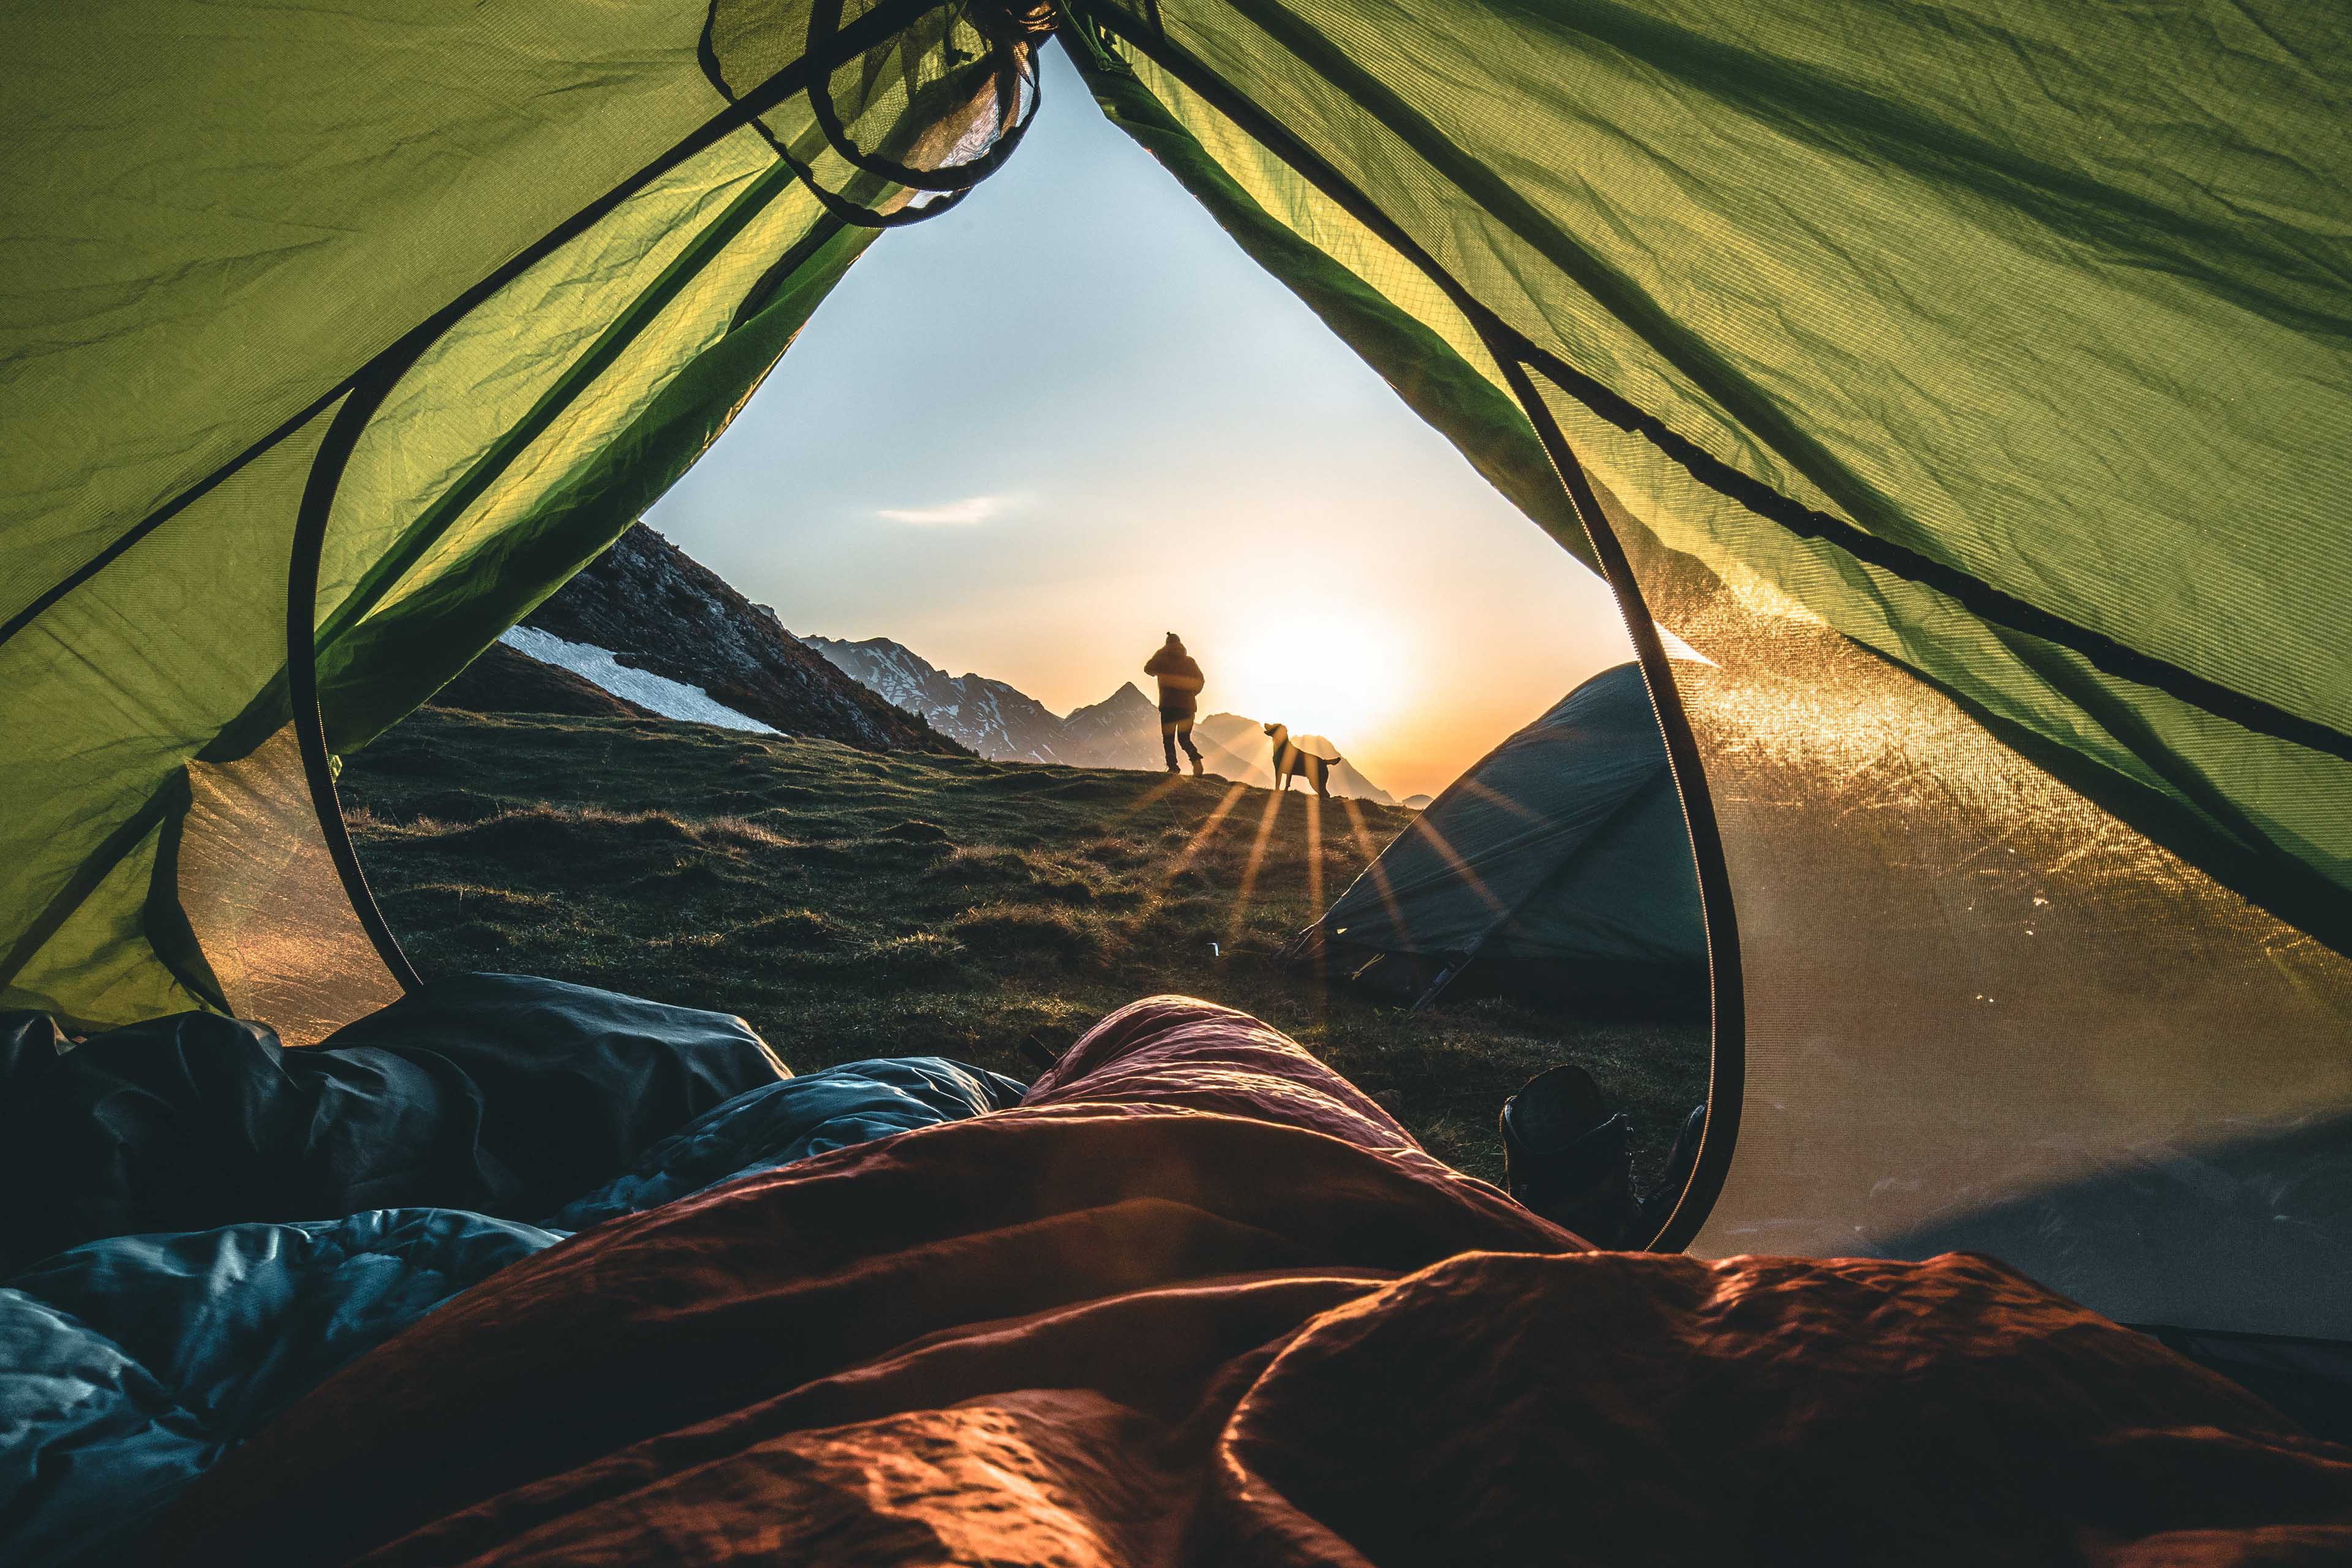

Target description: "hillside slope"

left=342, top=707, right=1706, bottom=1188
left=521, top=526, right=964, bottom=755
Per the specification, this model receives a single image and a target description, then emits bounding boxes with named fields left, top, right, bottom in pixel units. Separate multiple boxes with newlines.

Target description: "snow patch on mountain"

left=500, top=627, right=777, bottom=734
left=519, top=526, right=963, bottom=755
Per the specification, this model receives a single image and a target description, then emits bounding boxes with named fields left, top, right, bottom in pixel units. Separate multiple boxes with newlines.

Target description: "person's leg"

left=1023, top=995, right=1458, bottom=1170
left=1178, top=719, right=1203, bottom=774
left=1161, top=718, right=1180, bottom=772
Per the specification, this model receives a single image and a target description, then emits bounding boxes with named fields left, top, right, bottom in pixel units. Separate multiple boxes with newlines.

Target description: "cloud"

left=875, top=491, right=1028, bottom=526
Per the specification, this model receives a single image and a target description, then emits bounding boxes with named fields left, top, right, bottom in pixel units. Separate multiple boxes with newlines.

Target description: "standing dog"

left=1264, top=723, right=1338, bottom=797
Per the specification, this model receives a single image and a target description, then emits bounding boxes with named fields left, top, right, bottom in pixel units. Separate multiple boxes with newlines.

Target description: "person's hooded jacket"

left=1144, top=639, right=1205, bottom=718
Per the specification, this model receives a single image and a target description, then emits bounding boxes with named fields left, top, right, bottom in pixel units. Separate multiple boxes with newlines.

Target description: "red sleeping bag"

left=151, top=997, right=2352, bottom=1565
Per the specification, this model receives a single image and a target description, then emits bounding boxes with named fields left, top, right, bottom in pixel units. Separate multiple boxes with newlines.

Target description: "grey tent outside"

left=1286, top=663, right=1705, bottom=1011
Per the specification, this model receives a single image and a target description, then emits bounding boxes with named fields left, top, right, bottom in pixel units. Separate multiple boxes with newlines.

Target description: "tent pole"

left=1491, top=353, right=1746, bottom=1257
left=285, top=366, right=426, bottom=997
left=257, top=0, right=965, bottom=1011
left=1067, top=6, right=1746, bottom=1254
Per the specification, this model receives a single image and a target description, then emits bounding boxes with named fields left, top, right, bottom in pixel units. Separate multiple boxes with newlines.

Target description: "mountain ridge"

left=469, top=526, right=1392, bottom=798
left=812, top=635, right=1395, bottom=803
left=511, top=526, right=965, bottom=755
left=807, top=636, right=1075, bottom=764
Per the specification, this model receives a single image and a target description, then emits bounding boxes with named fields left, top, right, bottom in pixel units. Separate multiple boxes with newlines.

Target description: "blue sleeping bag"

left=0, top=1055, right=1023, bottom=1566
left=0, top=973, right=794, bottom=1272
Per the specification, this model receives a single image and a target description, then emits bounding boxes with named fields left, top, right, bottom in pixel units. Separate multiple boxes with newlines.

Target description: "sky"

left=649, top=41, right=1634, bottom=802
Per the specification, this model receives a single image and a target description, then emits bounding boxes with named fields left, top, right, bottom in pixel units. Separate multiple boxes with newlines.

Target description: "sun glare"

left=1221, top=611, right=1414, bottom=741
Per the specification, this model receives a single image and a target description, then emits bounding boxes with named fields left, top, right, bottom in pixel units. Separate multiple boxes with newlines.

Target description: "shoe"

left=1499, top=1064, right=1646, bottom=1248
left=1190, top=758, right=1204, bottom=776
left=1166, top=763, right=1180, bottom=773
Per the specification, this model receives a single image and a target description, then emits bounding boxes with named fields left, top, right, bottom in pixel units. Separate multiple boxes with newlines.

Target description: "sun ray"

left=1303, top=791, right=1324, bottom=924
left=1338, top=796, right=1411, bottom=937
left=1302, top=792, right=1329, bottom=1030
left=1411, top=813, right=1510, bottom=916
left=1456, top=776, right=1547, bottom=826
left=1224, top=786, right=1288, bottom=948
left=1124, top=781, right=1252, bottom=940
left=1109, top=771, right=1194, bottom=826
left=1162, top=782, right=1250, bottom=882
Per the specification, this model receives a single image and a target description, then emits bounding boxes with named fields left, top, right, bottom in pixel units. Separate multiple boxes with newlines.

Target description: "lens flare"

left=1223, top=610, right=1414, bottom=740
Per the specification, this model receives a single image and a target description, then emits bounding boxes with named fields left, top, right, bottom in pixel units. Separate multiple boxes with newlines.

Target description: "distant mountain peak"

left=506, top=525, right=965, bottom=755
left=1071, top=681, right=1151, bottom=715
left=468, top=533, right=1396, bottom=794
left=807, top=635, right=1075, bottom=765
left=815, top=636, right=1395, bottom=803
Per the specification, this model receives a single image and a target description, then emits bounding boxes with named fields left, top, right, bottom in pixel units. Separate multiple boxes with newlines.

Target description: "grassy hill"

left=342, top=706, right=1708, bottom=1189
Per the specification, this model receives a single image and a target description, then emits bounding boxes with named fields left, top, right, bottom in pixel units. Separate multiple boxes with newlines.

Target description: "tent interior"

left=7, top=0, right=2352, bottom=1558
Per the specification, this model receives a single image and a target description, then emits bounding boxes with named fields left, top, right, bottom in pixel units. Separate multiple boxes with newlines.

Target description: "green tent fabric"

left=0, top=0, right=1036, bottom=1037
left=1058, top=0, right=2352, bottom=944
left=5, top=0, right=2350, bottom=1338
left=1289, top=663, right=1705, bottom=1007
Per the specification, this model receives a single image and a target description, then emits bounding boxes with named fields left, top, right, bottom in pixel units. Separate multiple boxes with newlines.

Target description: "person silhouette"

left=1144, top=633, right=1205, bottom=775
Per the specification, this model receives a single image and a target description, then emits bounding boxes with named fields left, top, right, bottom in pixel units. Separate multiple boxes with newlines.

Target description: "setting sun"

left=1218, top=609, right=1416, bottom=742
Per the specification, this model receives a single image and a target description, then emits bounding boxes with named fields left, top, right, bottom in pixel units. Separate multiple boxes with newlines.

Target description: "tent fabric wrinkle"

left=0, top=0, right=992, bottom=1038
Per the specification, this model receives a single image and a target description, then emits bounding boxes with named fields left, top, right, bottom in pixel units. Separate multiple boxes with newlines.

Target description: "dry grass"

left=342, top=707, right=1709, bottom=1188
